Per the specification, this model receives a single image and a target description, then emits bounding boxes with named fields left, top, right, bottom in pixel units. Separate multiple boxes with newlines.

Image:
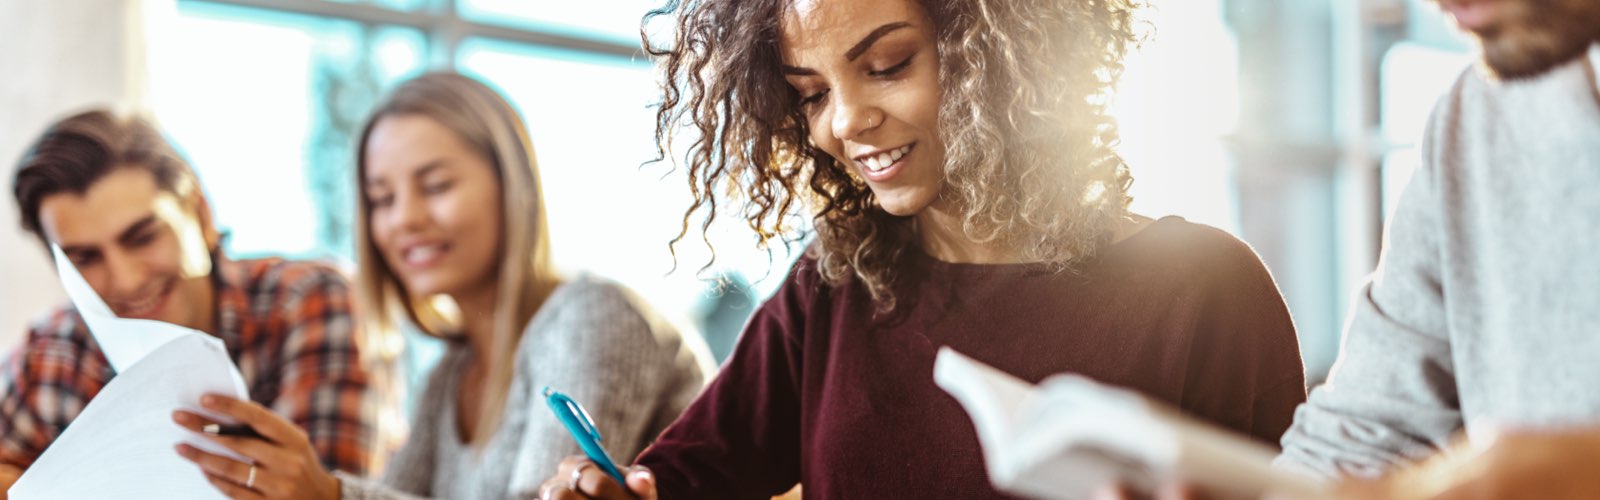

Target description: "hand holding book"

left=933, top=348, right=1330, bottom=500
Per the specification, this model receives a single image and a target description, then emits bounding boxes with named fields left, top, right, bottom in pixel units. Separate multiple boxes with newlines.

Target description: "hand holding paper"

left=8, top=334, right=253, bottom=499
left=7, top=247, right=251, bottom=499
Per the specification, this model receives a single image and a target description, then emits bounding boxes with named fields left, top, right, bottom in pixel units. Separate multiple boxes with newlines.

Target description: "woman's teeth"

left=859, top=144, right=912, bottom=172
left=404, top=244, right=444, bottom=265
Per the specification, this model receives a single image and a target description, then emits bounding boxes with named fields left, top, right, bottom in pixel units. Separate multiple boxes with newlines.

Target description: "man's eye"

left=127, top=231, right=157, bottom=247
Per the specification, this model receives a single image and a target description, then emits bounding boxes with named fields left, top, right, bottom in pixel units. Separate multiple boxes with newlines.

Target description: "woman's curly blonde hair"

left=646, top=0, right=1142, bottom=311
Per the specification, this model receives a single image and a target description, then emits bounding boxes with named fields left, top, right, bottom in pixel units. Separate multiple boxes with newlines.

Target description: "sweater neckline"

left=903, top=215, right=1186, bottom=277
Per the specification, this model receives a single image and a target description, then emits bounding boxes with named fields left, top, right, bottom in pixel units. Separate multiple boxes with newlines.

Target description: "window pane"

left=1378, top=42, right=1471, bottom=219
left=458, top=0, right=660, bottom=45
left=148, top=2, right=425, bottom=261
left=1114, top=0, right=1241, bottom=233
left=323, top=0, right=433, bottom=12
left=459, top=38, right=794, bottom=360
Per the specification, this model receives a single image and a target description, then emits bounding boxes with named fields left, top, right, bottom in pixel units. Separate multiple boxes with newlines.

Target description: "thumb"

left=625, top=466, right=658, bottom=500
left=1155, top=482, right=1208, bottom=500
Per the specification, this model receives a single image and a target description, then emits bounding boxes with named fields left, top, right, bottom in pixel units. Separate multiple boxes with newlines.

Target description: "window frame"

left=184, top=0, right=643, bottom=67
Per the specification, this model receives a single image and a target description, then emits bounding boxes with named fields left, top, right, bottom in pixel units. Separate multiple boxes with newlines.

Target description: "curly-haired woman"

left=542, top=0, right=1307, bottom=498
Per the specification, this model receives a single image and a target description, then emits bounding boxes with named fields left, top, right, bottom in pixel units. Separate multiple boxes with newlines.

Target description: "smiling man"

left=0, top=110, right=388, bottom=489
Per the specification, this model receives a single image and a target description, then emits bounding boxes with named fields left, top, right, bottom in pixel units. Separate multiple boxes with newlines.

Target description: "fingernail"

left=1155, top=482, right=1190, bottom=499
left=1089, top=484, right=1122, bottom=500
left=630, top=469, right=653, bottom=482
left=175, top=444, right=193, bottom=458
left=201, top=395, right=216, bottom=406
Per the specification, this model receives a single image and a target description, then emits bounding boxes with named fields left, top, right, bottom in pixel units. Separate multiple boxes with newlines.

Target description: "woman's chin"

left=878, top=204, right=917, bottom=217
left=872, top=191, right=938, bottom=218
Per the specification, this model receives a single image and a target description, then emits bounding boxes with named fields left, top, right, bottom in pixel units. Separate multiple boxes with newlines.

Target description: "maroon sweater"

left=636, top=217, right=1306, bottom=498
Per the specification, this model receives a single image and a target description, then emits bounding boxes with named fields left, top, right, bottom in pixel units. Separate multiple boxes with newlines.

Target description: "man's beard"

left=1472, top=0, right=1600, bottom=80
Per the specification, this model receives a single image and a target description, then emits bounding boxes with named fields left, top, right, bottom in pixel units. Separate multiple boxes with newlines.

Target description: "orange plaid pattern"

left=0, top=257, right=382, bottom=475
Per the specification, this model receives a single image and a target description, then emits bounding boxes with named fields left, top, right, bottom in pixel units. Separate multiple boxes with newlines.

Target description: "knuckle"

left=208, top=475, right=232, bottom=492
left=266, top=481, right=292, bottom=498
left=577, top=473, right=597, bottom=494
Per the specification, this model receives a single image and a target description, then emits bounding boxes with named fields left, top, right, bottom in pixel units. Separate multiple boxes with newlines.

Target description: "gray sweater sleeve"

left=336, top=279, right=709, bottom=500
left=337, top=473, right=428, bottom=500
left=335, top=351, right=457, bottom=500
left=1274, top=72, right=1470, bottom=479
left=504, top=280, right=708, bottom=497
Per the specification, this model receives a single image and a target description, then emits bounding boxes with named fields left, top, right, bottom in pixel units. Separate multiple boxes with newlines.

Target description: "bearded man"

left=1272, top=0, right=1600, bottom=498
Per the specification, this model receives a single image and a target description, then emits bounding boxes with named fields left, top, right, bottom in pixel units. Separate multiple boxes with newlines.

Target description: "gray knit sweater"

left=1277, top=44, right=1600, bottom=478
left=336, top=277, right=711, bottom=499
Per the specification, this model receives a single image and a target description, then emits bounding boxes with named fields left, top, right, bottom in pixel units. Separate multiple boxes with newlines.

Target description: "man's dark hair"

left=12, top=109, right=201, bottom=242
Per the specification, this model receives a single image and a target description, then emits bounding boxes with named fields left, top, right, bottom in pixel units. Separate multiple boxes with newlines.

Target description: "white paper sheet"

left=933, top=347, right=1329, bottom=500
left=8, top=334, right=249, bottom=499
left=7, top=247, right=251, bottom=499
left=50, top=245, right=192, bottom=373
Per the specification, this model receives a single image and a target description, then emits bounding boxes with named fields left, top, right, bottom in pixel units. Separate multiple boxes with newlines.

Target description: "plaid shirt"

left=0, top=256, right=384, bottom=475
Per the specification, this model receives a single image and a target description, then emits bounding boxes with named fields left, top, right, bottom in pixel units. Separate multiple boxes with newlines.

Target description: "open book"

left=933, top=348, right=1328, bottom=500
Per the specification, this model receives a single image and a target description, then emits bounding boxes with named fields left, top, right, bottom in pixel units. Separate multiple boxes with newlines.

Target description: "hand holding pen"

left=171, top=394, right=340, bottom=500
left=540, top=456, right=658, bottom=500
left=538, top=387, right=657, bottom=500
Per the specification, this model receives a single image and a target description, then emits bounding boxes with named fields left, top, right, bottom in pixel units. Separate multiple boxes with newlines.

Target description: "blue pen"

left=544, top=387, right=630, bottom=487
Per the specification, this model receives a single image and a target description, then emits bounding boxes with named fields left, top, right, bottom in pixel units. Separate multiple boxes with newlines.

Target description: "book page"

left=934, top=347, right=1329, bottom=500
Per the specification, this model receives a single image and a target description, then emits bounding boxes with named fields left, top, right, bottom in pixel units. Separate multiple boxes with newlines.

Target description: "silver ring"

left=568, top=462, right=592, bottom=491
left=246, top=464, right=257, bottom=488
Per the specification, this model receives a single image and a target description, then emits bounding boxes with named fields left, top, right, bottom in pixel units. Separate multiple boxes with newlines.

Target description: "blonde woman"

left=541, top=0, right=1308, bottom=498
left=173, top=72, right=710, bottom=500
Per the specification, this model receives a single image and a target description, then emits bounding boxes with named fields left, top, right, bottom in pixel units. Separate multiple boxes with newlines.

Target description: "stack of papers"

left=933, top=348, right=1329, bottom=500
left=7, top=247, right=250, bottom=499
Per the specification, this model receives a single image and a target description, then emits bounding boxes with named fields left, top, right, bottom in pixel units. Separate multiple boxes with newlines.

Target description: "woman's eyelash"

left=800, top=88, right=830, bottom=107
left=869, top=54, right=915, bottom=77
left=794, top=52, right=915, bottom=108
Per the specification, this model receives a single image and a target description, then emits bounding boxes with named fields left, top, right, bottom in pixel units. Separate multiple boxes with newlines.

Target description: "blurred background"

left=0, top=0, right=1476, bottom=390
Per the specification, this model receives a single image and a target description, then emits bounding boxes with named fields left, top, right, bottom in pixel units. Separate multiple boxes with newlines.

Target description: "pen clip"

left=545, top=387, right=604, bottom=444
left=565, top=398, right=605, bottom=444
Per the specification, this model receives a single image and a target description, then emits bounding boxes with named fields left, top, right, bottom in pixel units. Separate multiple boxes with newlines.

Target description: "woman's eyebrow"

left=781, top=21, right=913, bottom=75
left=845, top=22, right=911, bottom=61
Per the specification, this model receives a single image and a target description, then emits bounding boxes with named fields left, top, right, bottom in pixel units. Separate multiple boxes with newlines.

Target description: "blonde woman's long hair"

left=354, top=71, right=559, bottom=444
